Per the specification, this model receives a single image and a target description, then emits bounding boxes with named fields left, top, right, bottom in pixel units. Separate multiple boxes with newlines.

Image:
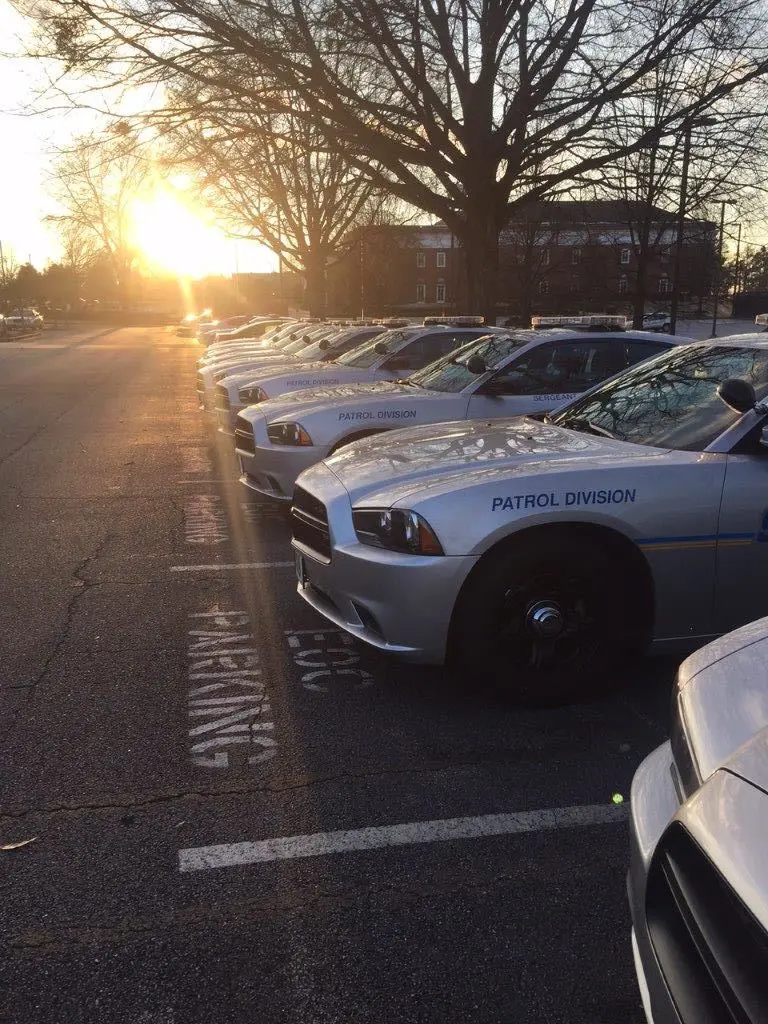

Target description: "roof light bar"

left=531, top=314, right=627, bottom=330
left=422, top=315, right=486, bottom=326
left=377, top=318, right=411, bottom=327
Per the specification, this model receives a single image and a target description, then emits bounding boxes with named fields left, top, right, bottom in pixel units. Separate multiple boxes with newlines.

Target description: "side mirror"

left=374, top=341, right=389, bottom=354
left=717, top=378, right=756, bottom=413
left=302, top=334, right=312, bottom=344
left=761, top=426, right=768, bottom=449
left=318, top=339, right=330, bottom=350
left=466, top=354, right=487, bottom=375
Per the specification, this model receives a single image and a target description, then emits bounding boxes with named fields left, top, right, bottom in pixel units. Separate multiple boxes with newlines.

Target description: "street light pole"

left=710, top=200, right=727, bottom=338
left=669, top=125, right=692, bottom=336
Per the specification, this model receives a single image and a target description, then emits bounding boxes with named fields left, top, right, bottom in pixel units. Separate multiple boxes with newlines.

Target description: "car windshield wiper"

left=560, top=417, right=617, bottom=439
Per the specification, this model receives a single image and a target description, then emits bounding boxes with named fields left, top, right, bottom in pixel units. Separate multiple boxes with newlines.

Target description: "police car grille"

left=647, top=821, right=768, bottom=1023
left=215, top=383, right=230, bottom=411
left=234, top=416, right=255, bottom=455
left=291, top=486, right=330, bottom=560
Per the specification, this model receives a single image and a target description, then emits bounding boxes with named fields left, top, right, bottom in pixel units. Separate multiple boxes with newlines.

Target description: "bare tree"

left=601, top=65, right=768, bottom=325
left=46, top=131, right=147, bottom=304
left=15, top=0, right=768, bottom=320
left=164, top=96, right=389, bottom=316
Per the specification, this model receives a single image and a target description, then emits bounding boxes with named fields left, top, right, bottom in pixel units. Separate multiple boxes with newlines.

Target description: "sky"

left=0, top=1, right=278, bottom=276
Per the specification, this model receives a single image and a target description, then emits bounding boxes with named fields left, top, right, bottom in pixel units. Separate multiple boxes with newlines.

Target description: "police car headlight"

left=239, top=386, right=269, bottom=404
left=267, top=422, right=313, bottom=446
left=352, top=508, right=444, bottom=556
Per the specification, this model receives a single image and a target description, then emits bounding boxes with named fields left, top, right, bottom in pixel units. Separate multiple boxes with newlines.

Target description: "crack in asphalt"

left=0, top=754, right=602, bottom=820
left=0, top=536, right=113, bottom=746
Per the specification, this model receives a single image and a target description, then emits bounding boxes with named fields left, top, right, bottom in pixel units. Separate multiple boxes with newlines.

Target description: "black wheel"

left=452, top=535, right=636, bottom=704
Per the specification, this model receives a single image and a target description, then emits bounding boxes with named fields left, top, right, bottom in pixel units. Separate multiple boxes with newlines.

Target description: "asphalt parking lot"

left=0, top=324, right=685, bottom=1023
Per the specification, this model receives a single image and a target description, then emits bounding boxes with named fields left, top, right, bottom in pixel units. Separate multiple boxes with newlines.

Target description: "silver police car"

left=290, top=334, right=768, bottom=703
left=237, top=316, right=681, bottom=502
left=235, top=317, right=503, bottom=498
left=629, top=615, right=768, bottom=1023
left=215, top=324, right=388, bottom=433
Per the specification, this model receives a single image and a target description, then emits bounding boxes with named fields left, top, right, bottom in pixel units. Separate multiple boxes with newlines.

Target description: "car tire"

left=452, top=534, right=636, bottom=704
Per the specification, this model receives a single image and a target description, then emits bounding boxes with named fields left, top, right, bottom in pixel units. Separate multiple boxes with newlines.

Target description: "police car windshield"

left=335, top=328, right=420, bottom=369
left=409, top=333, right=530, bottom=393
left=552, top=343, right=768, bottom=451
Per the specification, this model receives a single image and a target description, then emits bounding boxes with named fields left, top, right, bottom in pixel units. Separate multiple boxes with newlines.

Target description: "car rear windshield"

left=408, top=333, right=532, bottom=393
left=551, top=343, right=768, bottom=450
left=335, top=328, right=421, bottom=369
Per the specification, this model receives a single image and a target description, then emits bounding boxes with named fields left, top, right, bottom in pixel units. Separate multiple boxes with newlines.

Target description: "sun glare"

left=129, top=191, right=230, bottom=278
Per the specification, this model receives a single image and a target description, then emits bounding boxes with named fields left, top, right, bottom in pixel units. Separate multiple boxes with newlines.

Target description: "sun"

left=128, top=190, right=228, bottom=278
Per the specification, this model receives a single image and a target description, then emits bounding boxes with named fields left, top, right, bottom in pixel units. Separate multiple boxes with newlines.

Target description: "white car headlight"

left=352, top=508, right=443, bottom=555
left=267, top=422, right=314, bottom=446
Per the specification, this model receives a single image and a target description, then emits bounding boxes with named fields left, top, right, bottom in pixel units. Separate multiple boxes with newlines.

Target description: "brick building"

left=325, top=201, right=716, bottom=319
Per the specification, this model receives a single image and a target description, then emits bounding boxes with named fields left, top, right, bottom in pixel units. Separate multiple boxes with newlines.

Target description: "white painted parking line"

left=179, top=803, right=628, bottom=872
left=170, top=562, right=294, bottom=572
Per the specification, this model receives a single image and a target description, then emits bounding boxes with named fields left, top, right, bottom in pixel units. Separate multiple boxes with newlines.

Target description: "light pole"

left=710, top=200, right=728, bottom=337
left=669, top=116, right=717, bottom=335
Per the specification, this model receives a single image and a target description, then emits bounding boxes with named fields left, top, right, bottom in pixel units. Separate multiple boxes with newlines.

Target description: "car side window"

left=625, top=340, right=669, bottom=366
left=484, top=339, right=625, bottom=396
left=384, top=331, right=466, bottom=372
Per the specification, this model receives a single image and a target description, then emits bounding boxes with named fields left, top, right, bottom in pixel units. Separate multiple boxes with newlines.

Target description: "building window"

left=541, top=248, right=550, bottom=266
left=416, top=251, right=426, bottom=268
left=619, top=274, right=628, bottom=294
left=416, top=282, right=426, bottom=302
left=620, top=248, right=631, bottom=265
left=436, top=250, right=446, bottom=268
left=658, top=275, right=670, bottom=294
left=568, top=281, right=579, bottom=295
left=436, top=280, right=446, bottom=303
left=571, top=247, right=581, bottom=265
left=538, top=279, right=549, bottom=295
left=660, top=246, right=671, bottom=263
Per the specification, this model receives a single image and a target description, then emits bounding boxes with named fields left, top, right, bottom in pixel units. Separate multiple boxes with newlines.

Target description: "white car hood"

left=322, top=417, right=663, bottom=506
left=244, top=372, right=396, bottom=420
left=677, top=617, right=768, bottom=786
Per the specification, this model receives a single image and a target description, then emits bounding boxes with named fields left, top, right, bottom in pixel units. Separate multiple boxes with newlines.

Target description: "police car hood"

left=249, top=375, right=408, bottom=419
left=220, top=359, right=320, bottom=389
left=677, top=617, right=768, bottom=788
left=323, top=417, right=662, bottom=505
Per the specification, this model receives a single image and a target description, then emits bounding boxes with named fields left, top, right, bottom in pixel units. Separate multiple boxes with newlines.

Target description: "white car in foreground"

left=290, top=334, right=768, bottom=703
left=237, top=317, right=680, bottom=502
left=629, top=616, right=768, bottom=1024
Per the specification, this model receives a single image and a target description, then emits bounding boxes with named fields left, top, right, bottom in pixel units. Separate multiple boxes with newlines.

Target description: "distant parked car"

left=642, top=312, right=671, bottom=333
left=5, top=308, right=43, bottom=330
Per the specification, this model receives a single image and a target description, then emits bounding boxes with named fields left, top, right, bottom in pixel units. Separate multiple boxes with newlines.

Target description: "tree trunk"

left=303, top=251, right=327, bottom=318
left=455, top=212, right=500, bottom=324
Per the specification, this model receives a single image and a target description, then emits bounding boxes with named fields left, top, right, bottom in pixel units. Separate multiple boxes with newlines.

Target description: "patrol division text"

left=491, top=488, right=637, bottom=511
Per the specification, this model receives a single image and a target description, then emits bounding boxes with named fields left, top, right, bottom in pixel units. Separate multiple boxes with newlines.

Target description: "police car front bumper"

left=216, top=407, right=238, bottom=436
left=291, top=463, right=477, bottom=662
left=627, top=741, right=683, bottom=1024
left=238, top=442, right=325, bottom=501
